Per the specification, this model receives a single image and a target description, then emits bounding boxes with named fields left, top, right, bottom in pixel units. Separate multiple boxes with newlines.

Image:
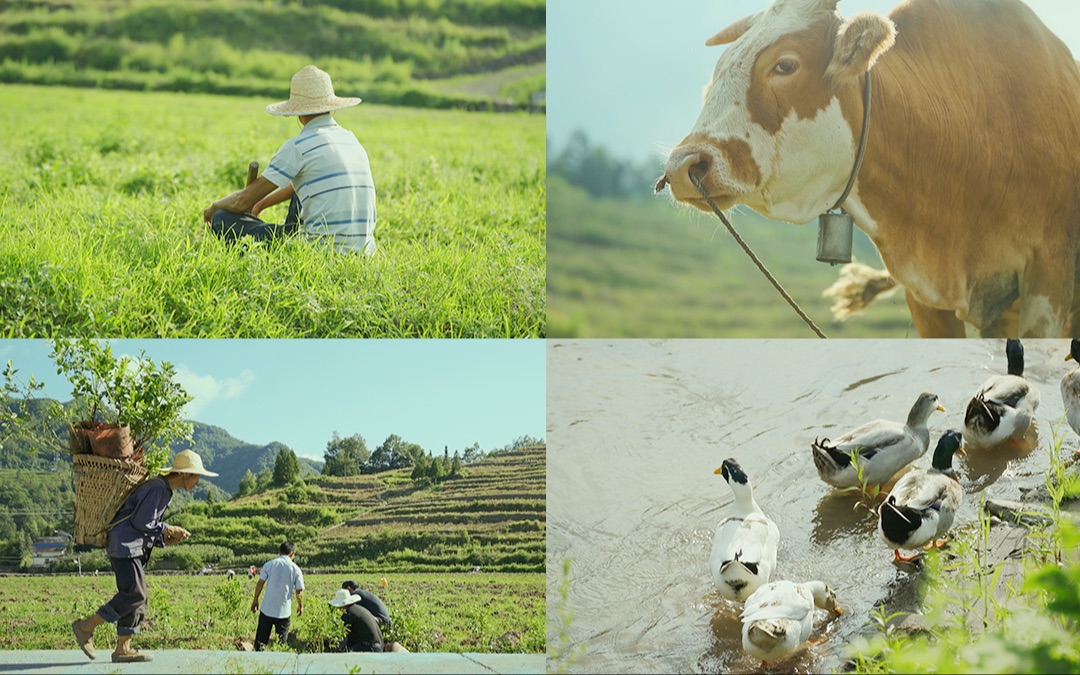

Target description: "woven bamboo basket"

left=73, top=453, right=149, bottom=548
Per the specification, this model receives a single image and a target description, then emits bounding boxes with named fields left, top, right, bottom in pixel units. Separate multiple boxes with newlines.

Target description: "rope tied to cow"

left=689, top=171, right=828, bottom=338
left=684, top=70, right=874, bottom=339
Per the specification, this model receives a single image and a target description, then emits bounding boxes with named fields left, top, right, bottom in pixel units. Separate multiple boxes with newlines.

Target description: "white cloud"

left=174, top=365, right=255, bottom=418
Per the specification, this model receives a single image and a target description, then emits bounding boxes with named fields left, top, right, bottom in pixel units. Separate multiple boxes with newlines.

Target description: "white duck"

left=963, top=339, right=1040, bottom=449
left=741, top=579, right=843, bottom=664
left=879, top=429, right=964, bottom=562
left=1061, top=339, right=1080, bottom=438
left=710, top=458, right=780, bottom=602
left=812, top=392, right=945, bottom=489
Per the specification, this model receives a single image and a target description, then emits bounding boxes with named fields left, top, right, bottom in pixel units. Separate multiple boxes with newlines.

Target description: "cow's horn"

left=706, top=13, right=757, bottom=47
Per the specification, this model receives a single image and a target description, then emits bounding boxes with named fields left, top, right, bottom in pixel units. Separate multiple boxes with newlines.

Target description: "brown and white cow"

left=659, top=0, right=1080, bottom=337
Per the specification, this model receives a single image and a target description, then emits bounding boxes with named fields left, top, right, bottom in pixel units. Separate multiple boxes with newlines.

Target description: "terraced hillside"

left=171, top=445, right=545, bottom=574
left=312, top=445, right=545, bottom=572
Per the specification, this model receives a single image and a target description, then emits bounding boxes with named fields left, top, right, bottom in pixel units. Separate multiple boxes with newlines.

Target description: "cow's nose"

left=662, top=146, right=717, bottom=200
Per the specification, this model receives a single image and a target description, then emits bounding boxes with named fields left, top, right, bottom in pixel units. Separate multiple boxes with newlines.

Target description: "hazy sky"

left=0, top=339, right=545, bottom=462
left=548, top=0, right=1080, bottom=167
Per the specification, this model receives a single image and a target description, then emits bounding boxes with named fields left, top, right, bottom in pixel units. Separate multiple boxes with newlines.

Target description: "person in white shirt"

left=204, top=65, right=378, bottom=254
left=250, top=541, right=305, bottom=650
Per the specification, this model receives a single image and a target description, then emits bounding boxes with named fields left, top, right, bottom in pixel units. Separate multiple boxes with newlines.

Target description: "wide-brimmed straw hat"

left=267, top=65, right=361, bottom=116
left=159, top=450, right=219, bottom=477
left=328, top=589, right=362, bottom=607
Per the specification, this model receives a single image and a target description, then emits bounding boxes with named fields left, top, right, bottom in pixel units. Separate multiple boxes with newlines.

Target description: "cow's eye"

left=773, top=58, right=799, bottom=75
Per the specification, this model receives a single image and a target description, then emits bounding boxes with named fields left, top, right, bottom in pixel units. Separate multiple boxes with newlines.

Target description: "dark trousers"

left=254, top=611, right=291, bottom=651
left=97, top=552, right=150, bottom=636
left=337, top=637, right=384, bottom=652
left=210, top=195, right=301, bottom=244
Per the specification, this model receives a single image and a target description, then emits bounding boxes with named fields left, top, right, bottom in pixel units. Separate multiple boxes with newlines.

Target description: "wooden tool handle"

left=246, top=161, right=259, bottom=186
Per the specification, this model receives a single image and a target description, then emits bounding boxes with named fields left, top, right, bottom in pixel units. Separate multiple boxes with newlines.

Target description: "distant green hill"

left=0, top=0, right=546, bottom=109
left=185, top=422, right=323, bottom=494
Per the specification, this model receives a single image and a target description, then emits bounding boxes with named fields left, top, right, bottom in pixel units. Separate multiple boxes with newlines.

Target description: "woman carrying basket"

left=71, top=450, right=218, bottom=663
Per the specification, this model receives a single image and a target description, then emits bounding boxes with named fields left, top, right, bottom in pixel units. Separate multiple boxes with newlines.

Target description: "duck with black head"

left=963, top=339, right=1040, bottom=449
left=879, top=430, right=964, bottom=562
left=710, top=458, right=780, bottom=603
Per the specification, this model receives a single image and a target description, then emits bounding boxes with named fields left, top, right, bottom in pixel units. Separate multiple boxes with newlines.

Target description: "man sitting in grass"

left=203, top=65, right=377, bottom=254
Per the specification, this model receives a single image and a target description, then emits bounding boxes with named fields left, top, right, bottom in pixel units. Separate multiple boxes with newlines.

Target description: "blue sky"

left=548, top=0, right=1080, bottom=166
left=0, top=339, right=545, bottom=462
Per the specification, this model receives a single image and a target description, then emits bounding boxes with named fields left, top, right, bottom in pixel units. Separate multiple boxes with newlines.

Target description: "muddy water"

left=546, top=339, right=1075, bottom=674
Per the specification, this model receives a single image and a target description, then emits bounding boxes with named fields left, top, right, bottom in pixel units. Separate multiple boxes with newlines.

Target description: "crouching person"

left=328, top=589, right=409, bottom=653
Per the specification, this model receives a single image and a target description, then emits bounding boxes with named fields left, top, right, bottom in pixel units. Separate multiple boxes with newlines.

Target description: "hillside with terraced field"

left=0, top=0, right=546, bottom=110
left=166, top=445, right=545, bottom=574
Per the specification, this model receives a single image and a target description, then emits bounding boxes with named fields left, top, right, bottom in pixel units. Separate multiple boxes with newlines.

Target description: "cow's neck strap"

left=829, top=69, right=872, bottom=213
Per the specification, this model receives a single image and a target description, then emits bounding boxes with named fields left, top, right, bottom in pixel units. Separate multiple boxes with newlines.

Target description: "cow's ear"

left=826, top=12, right=896, bottom=82
left=706, top=13, right=758, bottom=46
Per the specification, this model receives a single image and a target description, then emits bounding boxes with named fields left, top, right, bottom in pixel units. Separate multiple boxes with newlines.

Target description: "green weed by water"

left=846, top=428, right=1080, bottom=674
left=837, top=445, right=886, bottom=523
left=547, top=557, right=585, bottom=674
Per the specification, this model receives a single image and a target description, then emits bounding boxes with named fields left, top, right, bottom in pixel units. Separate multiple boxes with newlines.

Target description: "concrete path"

left=0, top=650, right=545, bottom=674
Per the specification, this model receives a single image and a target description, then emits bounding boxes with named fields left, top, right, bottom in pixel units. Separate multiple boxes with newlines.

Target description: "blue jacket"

left=106, top=476, right=172, bottom=559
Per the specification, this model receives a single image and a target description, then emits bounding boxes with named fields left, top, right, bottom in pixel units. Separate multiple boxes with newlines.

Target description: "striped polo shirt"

left=263, top=114, right=377, bottom=254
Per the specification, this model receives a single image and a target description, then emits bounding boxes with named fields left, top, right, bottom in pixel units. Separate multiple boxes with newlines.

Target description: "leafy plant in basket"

left=51, top=339, right=194, bottom=475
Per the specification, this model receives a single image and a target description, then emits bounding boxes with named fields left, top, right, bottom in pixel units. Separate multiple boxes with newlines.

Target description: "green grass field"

left=547, top=176, right=918, bottom=338
left=0, top=572, right=543, bottom=653
left=0, top=84, right=545, bottom=337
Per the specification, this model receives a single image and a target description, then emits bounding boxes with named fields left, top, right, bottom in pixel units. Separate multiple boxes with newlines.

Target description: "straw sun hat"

left=267, top=65, right=361, bottom=116
left=328, top=589, right=362, bottom=607
left=159, top=450, right=219, bottom=477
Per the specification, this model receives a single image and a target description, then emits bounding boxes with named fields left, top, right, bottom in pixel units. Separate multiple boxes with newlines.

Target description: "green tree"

left=255, top=468, right=273, bottom=492
left=272, top=448, right=300, bottom=486
left=508, top=434, right=544, bottom=449
left=549, top=130, right=655, bottom=199
left=365, top=434, right=423, bottom=473
left=411, top=453, right=430, bottom=481
left=450, top=451, right=463, bottom=478
left=490, top=434, right=544, bottom=457
left=427, top=454, right=446, bottom=482
left=17, top=531, right=32, bottom=570
left=462, top=442, right=485, bottom=463
left=322, top=432, right=369, bottom=477
left=236, top=469, right=256, bottom=498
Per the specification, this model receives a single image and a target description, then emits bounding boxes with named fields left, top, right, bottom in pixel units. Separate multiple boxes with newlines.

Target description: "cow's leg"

left=979, top=303, right=1020, bottom=338
left=905, top=290, right=966, bottom=338
left=1019, top=253, right=1072, bottom=337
